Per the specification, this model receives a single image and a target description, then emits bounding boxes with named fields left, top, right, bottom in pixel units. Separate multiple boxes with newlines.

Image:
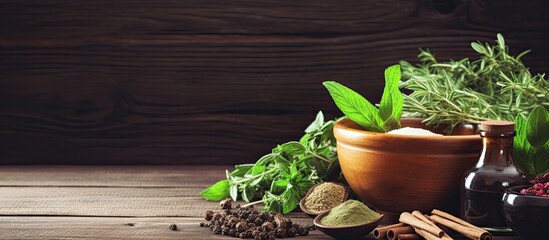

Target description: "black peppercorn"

left=204, top=210, right=214, bottom=221
left=213, top=212, right=222, bottom=220
left=168, top=224, right=177, bottom=231
left=235, top=221, right=248, bottom=233
left=275, top=228, right=287, bottom=238
left=287, top=228, right=296, bottom=237
left=199, top=222, right=205, bottom=227
left=220, top=198, right=232, bottom=210
left=300, top=228, right=309, bottom=236
left=261, top=222, right=274, bottom=232
left=213, top=225, right=222, bottom=235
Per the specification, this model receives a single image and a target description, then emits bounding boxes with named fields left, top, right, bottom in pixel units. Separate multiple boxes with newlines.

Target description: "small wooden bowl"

left=313, top=210, right=384, bottom=239
left=299, top=182, right=349, bottom=218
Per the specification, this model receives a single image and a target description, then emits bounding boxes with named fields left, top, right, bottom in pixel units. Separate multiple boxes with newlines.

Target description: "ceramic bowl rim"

left=504, top=185, right=549, bottom=200
left=335, top=118, right=480, bottom=140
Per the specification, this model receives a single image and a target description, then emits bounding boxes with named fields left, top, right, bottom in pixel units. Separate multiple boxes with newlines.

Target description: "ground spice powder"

left=320, top=200, right=380, bottom=227
left=304, top=182, right=345, bottom=214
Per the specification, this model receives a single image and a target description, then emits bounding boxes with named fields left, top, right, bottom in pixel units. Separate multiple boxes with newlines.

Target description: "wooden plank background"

left=1, top=0, right=548, bottom=164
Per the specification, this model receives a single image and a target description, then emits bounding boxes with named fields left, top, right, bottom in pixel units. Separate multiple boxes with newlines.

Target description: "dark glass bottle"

left=463, top=120, right=526, bottom=230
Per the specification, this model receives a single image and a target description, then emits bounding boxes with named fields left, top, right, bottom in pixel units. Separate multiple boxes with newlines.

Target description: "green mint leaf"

left=242, top=186, right=255, bottom=202
left=323, top=81, right=383, bottom=132
left=290, top=161, right=299, bottom=176
left=250, top=175, right=263, bottom=186
left=278, top=164, right=291, bottom=178
left=270, top=179, right=289, bottom=194
left=382, top=115, right=400, bottom=132
left=526, top=106, right=549, bottom=150
left=305, top=111, right=324, bottom=133
left=231, top=164, right=254, bottom=177
left=281, top=188, right=300, bottom=214
left=379, top=64, right=403, bottom=131
left=299, top=133, right=311, bottom=146
left=200, top=179, right=230, bottom=201
left=276, top=142, right=306, bottom=155
left=273, top=155, right=292, bottom=166
left=230, top=184, right=238, bottom=201
left=251, top=163, right=266, bottom=175
left=514, top=115, right=533, bottom=177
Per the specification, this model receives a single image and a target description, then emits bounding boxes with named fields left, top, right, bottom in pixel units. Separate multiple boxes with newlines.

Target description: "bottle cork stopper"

left=479, top=120, right=515, bottom=132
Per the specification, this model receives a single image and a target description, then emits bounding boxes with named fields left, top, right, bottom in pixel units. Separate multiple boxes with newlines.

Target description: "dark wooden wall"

left=1, top=0, right=548, bottom=164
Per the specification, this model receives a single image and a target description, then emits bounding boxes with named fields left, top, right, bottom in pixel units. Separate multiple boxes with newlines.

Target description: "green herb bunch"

left=514, top=106, right=549, bottom=179
left=323, top=64, right=403, bottom=132
left=400, top=34, right=549, bottom=131
left=200, top=112, right=340, bottom=214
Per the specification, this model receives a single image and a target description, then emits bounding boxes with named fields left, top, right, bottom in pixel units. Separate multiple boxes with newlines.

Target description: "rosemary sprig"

left=400, top=34, right=549, bottom=131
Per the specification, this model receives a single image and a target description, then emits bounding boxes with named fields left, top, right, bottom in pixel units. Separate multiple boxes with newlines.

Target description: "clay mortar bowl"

left=334, top=118, right=481, bottom=222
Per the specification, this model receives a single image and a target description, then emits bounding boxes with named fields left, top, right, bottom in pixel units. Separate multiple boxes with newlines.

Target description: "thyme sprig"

left=400, top=34, right=549, bottom=131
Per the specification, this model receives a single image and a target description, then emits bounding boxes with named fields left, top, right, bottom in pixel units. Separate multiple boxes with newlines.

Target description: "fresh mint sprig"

left=200, top=111, right=340, bottom=214
left=323, top=64, right=403, bottom=132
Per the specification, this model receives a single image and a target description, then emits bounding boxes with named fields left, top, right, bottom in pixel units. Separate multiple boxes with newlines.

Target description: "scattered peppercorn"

left=221, top=198, right=233, bottom=209
left=168, top=224, right=177, bottom=231
left=200, top=205, right=315, bottom=238
left=204, top=210, right=214, bottom=221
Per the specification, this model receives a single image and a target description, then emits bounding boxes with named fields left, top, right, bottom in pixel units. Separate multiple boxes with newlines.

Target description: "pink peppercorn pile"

left=520, top=172, right=549, bottom=197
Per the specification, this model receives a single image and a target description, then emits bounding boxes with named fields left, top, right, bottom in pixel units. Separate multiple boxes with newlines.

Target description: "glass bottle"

left=463, top=120, right=526, bottom=230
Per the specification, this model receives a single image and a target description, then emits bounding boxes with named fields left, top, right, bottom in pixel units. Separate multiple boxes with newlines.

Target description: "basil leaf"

left=532, top=147, right=549, bottom=177
left=526, top=106, right=549, bottom=150
left=200, top=179, right=230, bottom=201
left=323, top=81, right=383, bottom=132
left=379, top=65, right=403, bottom=128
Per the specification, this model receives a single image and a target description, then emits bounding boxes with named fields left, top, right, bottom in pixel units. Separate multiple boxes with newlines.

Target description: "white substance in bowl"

left=387, top=127, right=442, bottom=136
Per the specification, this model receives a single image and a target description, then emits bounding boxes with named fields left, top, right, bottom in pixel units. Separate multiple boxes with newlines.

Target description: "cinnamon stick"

left=430, top=215, right=492, bottom=240
left=431, top=209, right=481, bottom=231
left=373, top=223, right=406, bottom=239
left=387, top=226, right=414, bottom=240
left=431, top=209, right=492, bottom=240
left=398, top=233, right=422, bottom=240
left=400, top=212, right=444, bottom=237
left=413, top=227, right=445, bottom=240
left=412, top=211, right=443, bottom=231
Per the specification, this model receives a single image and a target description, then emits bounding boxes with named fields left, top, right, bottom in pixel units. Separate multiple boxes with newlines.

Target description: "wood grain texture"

left=0, top=165, right=228, bottom=187
left=1, top=0, right=548, bottom=164
left=0, top=166, right=520, bottom=239
left=0, top=217, right=330, bottom=240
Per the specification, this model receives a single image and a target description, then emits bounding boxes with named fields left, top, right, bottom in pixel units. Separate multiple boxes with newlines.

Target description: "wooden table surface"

left=0, top=166, right=519, bottom=240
